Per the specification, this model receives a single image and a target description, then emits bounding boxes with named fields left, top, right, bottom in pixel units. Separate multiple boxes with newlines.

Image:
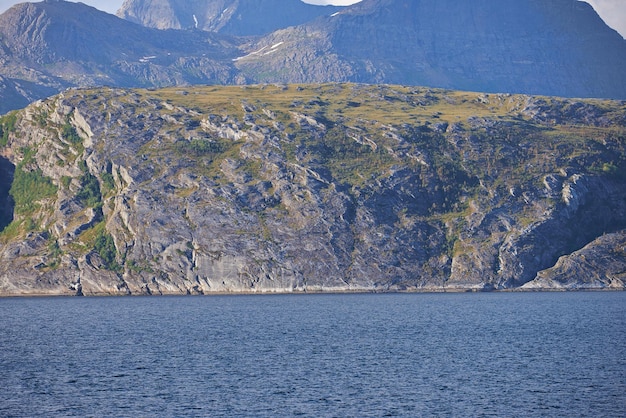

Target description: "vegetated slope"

left=235, top=0, right=626, bottom=99
left=0, top=83, right=624, bottom=296
left=0, top=1, right=243, bottom=114
left=117, top=0, right=343, bottom=35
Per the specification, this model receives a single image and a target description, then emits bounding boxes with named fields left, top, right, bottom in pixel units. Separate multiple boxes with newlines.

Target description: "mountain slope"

left=0, top=1, right=243, bottom=114
left=235, top=0, right=626, bottom=99
left=117, top=0, right=343, bottom=36
left=1, top=84, right=625, bottom=295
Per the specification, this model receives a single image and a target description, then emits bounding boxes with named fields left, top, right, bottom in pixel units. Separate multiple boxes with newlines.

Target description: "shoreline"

left=0, top=286, right=623, bottom=298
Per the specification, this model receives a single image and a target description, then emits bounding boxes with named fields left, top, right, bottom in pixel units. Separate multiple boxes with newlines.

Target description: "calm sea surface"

left=0, top=292, right=624, bottom=417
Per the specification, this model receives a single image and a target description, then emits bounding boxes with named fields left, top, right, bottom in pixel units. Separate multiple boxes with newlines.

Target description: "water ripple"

left=0, top=292, right=624, bottom=417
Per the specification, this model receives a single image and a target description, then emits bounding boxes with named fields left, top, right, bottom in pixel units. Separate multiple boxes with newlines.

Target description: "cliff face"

left=117, top=0, right=342, bottom=35
left=1, top=84, right=624, bottom=295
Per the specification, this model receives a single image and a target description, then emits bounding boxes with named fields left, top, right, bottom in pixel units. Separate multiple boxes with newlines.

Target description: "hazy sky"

left=0, top=0, right=623, bottom=38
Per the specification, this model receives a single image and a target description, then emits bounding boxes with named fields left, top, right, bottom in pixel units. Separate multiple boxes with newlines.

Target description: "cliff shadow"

left=0, top=156, right=15, bottom=232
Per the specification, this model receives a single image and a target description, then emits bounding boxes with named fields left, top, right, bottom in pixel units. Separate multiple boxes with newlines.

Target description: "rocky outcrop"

left=523, top=232, right=626, bottom=290
left=0, top=84, right=624, bottom=295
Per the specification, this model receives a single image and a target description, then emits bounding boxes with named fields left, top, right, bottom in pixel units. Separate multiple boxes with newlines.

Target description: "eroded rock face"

left=0, top=84, right=624, bottom=295
left=523, top=231, right=626, bottom=290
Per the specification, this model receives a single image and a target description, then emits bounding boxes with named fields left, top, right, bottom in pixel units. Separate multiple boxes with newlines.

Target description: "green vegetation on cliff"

left=10, top=168, right=57, bottom=216
left=0, top=143, right=57, bottom=240
left=0, top=112, right=18, bottom=147
left=76, top=161, right=102, bottom=210
left=94, top=226, right=120, bottom=272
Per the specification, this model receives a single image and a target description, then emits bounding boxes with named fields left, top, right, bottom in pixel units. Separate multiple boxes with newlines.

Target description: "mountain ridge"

left=235, top=0, right=626, bottom=98
left=1, top=0, right=626, bottom=114
left=0, top=1, right=246, bottom=114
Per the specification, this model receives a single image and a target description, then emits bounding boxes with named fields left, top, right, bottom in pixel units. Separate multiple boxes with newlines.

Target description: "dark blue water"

left=1, top=292, right=624, bottom=417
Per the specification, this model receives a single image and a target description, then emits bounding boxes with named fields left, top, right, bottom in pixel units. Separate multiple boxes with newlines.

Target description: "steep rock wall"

left=0, top=84, right=624, bottom=295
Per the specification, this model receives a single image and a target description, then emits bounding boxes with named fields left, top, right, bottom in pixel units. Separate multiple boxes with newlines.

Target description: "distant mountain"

left=1, top=0, right=626, bottom=114
left=117, top=0, right=343, bottom=36
left=0, top=1, right=243, bottom=114
left=235, top=0, right=626, bottom=99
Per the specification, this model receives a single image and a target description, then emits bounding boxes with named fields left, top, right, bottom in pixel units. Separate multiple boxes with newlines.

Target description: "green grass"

left=76, top=172, right=102, bottom=208
left=44, top=237, right=63, bottom=270
left=0, top=148, right=57, bottom=240
left=175, top=137, right=232, bottom=156
left=0, top=219, right=26, bottom=242
left=101, top=172, right=115, bottom=195
left=60, top=176, right=72, bottom=189
left=77, top=221, right=120, bottom=271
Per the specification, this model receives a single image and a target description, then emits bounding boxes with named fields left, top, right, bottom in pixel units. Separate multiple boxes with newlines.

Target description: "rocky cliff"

left=0, top=84, right=624, bottom=295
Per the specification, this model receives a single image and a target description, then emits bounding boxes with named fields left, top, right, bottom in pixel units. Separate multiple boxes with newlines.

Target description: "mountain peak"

left=116, top=0, right=344, bottom=36
left=234, top=0, right=626, bottom=99
left=0, top=0, right=243, bottom=113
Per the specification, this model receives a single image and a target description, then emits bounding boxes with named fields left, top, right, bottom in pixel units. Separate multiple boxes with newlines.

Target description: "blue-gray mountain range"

left=0, top=0, right=625, bottom=113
